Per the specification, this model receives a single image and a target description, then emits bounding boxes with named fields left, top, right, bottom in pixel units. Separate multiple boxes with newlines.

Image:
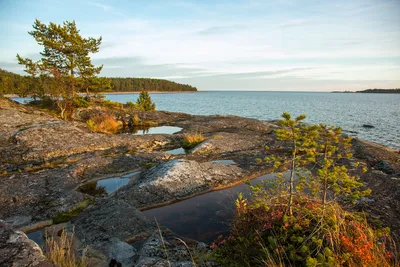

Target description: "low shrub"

left=212, top=196, right=395, bottom=267
left=124, top=101, right=137, bottom=109
left=100, top=99, right=122, bottom=109
left=86, top=114, right=120, bottom=134
left=182, top=132, right=205, bottom=149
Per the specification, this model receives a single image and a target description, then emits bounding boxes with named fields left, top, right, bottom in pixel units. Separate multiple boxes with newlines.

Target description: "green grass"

left=52, top=199, right=95, bottom=224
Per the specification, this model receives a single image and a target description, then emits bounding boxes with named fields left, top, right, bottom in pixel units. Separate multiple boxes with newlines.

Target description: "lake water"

left=11, top=91, right=400, bottom=149
left=105, top=92, right=400, bottom=150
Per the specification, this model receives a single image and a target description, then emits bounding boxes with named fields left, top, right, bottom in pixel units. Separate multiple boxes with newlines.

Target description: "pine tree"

left=136, top=89, right=156, bottom=111
left=314, top=124, right=370, bottom=207
left=265, top=112, right=318, bottom=215
left=16, top=19, right=104, bottom=118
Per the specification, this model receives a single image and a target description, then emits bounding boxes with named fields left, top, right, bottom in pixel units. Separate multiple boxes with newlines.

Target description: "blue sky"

left=0, top=0, right=399, bottom=91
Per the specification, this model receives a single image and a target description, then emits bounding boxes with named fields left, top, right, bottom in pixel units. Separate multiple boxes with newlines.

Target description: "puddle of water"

left=211, top=160, right=236, bottom=165
left=143, top=172, right=287, bottom=243
left=97, top=177, right=131, bottom=194
left=27, top=229, right=45, bottom=247
left=131, top=126, right=182, bottom=135
left=79, top=177, right=132, bottom=196
left=167, top=147, right=186, bottom=155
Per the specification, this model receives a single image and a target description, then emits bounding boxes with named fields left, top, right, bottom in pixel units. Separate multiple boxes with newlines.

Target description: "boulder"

left=0, top=220, right=54, bottom=267
left=362, top=124, right=375, bottom=128
left=117, top=159, right=243, bottom=208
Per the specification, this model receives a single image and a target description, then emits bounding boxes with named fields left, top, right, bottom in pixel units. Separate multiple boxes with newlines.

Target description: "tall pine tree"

left=17, top=19, right=104, bottom=118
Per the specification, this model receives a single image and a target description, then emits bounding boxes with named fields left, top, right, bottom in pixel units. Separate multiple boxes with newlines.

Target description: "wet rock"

left=362, top=124, right=375, bottom=128
left=117, top=159, right=243, bottom=208
left=0, top=220, right=54, bottom=267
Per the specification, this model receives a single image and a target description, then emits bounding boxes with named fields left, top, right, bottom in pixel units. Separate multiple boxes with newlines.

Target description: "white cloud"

left=89, top=2, right=112, bottom=11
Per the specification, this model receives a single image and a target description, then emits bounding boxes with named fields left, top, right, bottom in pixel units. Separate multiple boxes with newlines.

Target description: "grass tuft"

left=86, top=114, right=120, bottom=134
left=45, top=229, right=87, bottom=267
left=182, top=132, right=206, bottom=149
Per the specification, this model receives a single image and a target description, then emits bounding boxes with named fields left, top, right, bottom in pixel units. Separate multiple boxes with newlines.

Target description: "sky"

left=0, top=0, right=399, bottom=91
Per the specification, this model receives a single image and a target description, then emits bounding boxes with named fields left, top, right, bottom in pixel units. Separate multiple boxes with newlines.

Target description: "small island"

left=332, top=88, right=400, bottom=93
left=357, top=88, right=400, bottom=94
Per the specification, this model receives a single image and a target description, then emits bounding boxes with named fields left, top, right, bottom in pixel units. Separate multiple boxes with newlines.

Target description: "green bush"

left=124, top=101, right=137, bottom=109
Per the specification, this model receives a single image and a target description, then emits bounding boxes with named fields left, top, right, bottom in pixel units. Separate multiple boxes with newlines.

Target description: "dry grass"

left=45, top=229, right=87, bottom=267
left=182, top=132, right=206, bottom=149
left=86, top=114, right=120, bottom=134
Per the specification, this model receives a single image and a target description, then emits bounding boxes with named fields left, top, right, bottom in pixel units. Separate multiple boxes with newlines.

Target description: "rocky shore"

left=1, top=98, right=399, bottom=266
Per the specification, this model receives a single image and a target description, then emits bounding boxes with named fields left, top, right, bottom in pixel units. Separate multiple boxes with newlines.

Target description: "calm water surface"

left=105, top=91, right=400, bottom=149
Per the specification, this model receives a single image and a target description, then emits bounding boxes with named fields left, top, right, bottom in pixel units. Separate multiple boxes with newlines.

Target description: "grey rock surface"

left=0, top=220, right=54, bottom=267
left=117, top=159, right=243, bottom=208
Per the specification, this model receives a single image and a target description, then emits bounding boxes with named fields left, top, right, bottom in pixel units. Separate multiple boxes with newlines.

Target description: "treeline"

left=357, top=88, right=400, bottom=94
left=0, top=68, right=35, bottom=96
left=1, top=68, right=198, bottom=97
left=108, top=77, right=197, bottom=92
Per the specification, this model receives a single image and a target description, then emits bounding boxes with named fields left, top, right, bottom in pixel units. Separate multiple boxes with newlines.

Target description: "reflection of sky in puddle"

left=133, top=126, right=182, bottom=135
left=79, top=171, right=140, bottom=196
left=167, top=147, right=186, bottom=155
left=144, top=172, right=289, bottom=243
left=27, top=229, right=45, bottom=247
left=97, top=177, right=131, bottom=194
left=211, top=160, right=236, bottom=165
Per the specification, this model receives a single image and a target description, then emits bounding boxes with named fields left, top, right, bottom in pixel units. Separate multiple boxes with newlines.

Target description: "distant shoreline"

left=332, top=88, right=400, bottom=94
left=98, top=91, right=198, bottom=95
left=4, top=91, right=198, bottom=98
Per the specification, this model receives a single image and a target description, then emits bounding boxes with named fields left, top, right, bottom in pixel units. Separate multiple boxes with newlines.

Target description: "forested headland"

left=0, top=68, right=197, bottom=96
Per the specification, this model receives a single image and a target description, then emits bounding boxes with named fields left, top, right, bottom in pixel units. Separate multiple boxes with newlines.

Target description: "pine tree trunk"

left=288, top=126, right=296, bottom=216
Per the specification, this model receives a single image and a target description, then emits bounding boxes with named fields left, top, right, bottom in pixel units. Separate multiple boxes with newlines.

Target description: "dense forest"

left=0, top=68, right=197, bottom=96
left=108, top=77, right=197, bottom=92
